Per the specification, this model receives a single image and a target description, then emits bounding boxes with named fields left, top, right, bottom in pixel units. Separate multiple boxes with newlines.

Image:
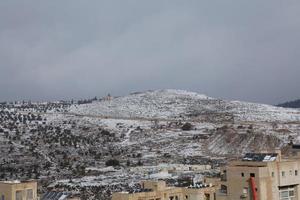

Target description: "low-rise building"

left=112, top=180, right=216, bottom=200
left=0, top=180, right=38, bottom=200
left=130, top=164, right=211, bottom=175
left=41, top=191, right=80, bottom=200
left=217, top=148, right=300, bottom=200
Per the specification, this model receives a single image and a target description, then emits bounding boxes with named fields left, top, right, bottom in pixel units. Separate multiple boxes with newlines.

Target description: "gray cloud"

left=0, top=0, right=300, bottom=104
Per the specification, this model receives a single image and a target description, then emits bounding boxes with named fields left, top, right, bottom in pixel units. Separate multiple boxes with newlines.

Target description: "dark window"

left=205, top=194, right=210, bottom=200
left=220, top=185, right=228, bottom=194
left=295, top=170, right=298, bottom=176
left=250, top=173, right=255, bottom=177
left=241, top=173, right=244, bottom=177
left=282, top=171, right=285, bottom=177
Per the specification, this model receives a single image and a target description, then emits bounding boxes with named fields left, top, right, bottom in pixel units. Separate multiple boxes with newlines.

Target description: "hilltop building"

left=0, top=180, right=38, bottom=200
left=102, top=94, right=113, bottom=101
left=112, top=180, right=216, bottom=200
left=217, top=147, right=300, bottom=200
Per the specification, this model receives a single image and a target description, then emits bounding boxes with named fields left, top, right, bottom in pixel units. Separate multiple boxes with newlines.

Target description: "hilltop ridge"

left=69, top=89, right=300, bottom=122
left=277, top=99, right=300, bottom=108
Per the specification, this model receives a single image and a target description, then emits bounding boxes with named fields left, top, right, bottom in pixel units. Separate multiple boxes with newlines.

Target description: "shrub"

left=181, top=123, right=193, bottom=131
left=105, top=159, right=120, bottom=166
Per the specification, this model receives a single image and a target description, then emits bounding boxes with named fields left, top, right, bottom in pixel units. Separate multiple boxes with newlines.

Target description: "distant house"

left=0, top=180, right=38, bottom=200
left=0, top=180, right=79, bottom=200
left=102, top=94, right=113, bottom=101
left=112, top=180, right=216, bottom=200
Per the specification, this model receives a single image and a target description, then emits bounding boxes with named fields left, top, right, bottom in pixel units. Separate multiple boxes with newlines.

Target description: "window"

left=289, top=170, right=292, bottom=175
left=241, top=173, right=244, bottom=177
left=282, top=171, right=285, bottom=177
left=26, top=189, right=33, bottom=200
left=243, top=187, right=248, bottom=194
left=272, top=172, right=275, bottom=177
left=279, top=187, right=295, bottom=200
left=220, top=185, right=227, bottom=194
left=16, top=191, right=22, bottom=200
left=185, top=195, right=188, bottom=199
left=295, top=170, right=298, bottom=176
left=204, top=194, right=210, bottom=200
left=250, top=173, right=255, bottom=177
left=280, top=191, right=289, bottom=198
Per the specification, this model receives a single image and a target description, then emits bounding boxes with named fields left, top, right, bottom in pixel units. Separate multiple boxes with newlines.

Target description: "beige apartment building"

left=0, top=180, right=38, bottom=200
left=112, top=181, right=216, bottom=200
left=217, top=147, right=300, bottom=200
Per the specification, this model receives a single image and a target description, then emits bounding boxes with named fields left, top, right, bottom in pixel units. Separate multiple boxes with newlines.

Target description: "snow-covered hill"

left=2, top=89, right=300, bottom=199
left=69, top=89, right=300, bottom=122
left=69, top=89, right=211, bottom=119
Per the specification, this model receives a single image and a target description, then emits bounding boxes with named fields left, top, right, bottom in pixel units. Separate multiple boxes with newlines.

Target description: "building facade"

left=0, top=180, right=38, bottom=200
left=112, top=181, right=216, bottom=200
left=217, top=149, right=300, bottom=200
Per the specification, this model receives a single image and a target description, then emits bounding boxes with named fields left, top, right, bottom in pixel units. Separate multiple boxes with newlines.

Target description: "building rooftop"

left=41, top=191, right=70, bottom=200
left=186, top=184, right=213, bottom=189
left=242, top=153, right=278, bottom=162
left=0, top=180, right=36, bottom=184
left=125, top=188, right=153, bottom=194
left=0, top=180, right=21, bottom=184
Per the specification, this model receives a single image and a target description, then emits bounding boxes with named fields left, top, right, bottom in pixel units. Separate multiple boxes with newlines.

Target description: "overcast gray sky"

left=0, top=1, right=299, bottom=104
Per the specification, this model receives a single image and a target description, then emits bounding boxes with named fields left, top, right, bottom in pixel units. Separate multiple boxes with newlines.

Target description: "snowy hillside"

left=1, top=89, right=300, bottom=200
left=228, top=101, right=300, bottom=122
left=69, top=90, right=212, bottom=119
left=69, top=89, right=300, bottom=122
